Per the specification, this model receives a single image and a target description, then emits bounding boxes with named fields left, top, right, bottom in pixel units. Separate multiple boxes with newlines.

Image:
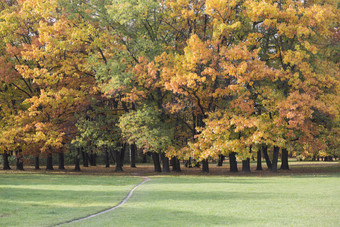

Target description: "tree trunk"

left=82, top=149, right=88, bottom=167
left=142, top=153, right=147, bottom=163
left=119, top=144, right=126, bottom=167
left=114, top=150, right=123, bottom=172
left=105, top=150, right=110, bottom=168
left=161, top=152, right=170, bottom=172
left=185, top=158, right=192, bottom=168
left=217, top=155, right=224, bottom=166
left=256, top=149, right=263, bottom=170
left=271, top=146, right=279, bottom=172
left=229, top=152, right=238, bottom=172
left=171, top=157, right=176, bottom=171
left=175, top=157, right=181, bottom=172
left=280, top=148, right=289, bottom=170
left=202, top=159, right=209, bottom=173
left=89, top=153, right=97, bottom=166
left=130, top=144, right=137, bottom=168
left=324, top=156, right=333, bottom=161
left=58, top=152, right=65, bottom=170
left=109, top=148, right=116, bottom=164
left=74, top=148, right=81, bottom=171
left=242, top=158, right=251, bottom=173
left=93, top=153, right=97, bottom=166
left=171, top=157, right=181, bottom=172
left=16, top=151, right=24, bottom=170
left=46, top=153, right=54, bottom=170
left=152, top=152, right=162, bottom=172
left=262, top=145, right=272, bottom=170
left=89, top=153, right=93, bottom=166
left=35, top=155, right=40, bottom=170
left=3, top=152, right=11, bottom=170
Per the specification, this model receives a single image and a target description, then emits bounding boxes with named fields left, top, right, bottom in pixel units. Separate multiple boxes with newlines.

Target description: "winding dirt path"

left=54, top=176, right=151, bottom=226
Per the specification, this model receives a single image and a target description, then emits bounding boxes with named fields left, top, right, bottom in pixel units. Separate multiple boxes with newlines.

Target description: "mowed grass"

left=0, top=174, right=142, bottom=226
left=67, top=174, right=340, bottom=227
left=0, top=171, right=339, bottom=227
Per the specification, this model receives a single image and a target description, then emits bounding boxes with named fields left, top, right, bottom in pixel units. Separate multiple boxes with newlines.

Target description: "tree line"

left=0, top=0, right=339, bottom=173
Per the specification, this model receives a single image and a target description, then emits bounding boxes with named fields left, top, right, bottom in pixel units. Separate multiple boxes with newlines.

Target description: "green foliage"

left=119, top=106, right=174, bottom=153
left=0, top=0, right=338, bottom=162
left=72, top=98, right=121, bottom=152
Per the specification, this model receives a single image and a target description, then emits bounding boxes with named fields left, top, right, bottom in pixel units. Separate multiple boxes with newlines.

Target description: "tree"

left=119, top=106, right=174, bottom=172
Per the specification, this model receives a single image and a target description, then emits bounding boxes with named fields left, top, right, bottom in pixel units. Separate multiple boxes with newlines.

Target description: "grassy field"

left=0, top=164, right=339, bottom=227
left=0, top=174, right=142, bottom=226
left=66, top=174, right=340, bottom=227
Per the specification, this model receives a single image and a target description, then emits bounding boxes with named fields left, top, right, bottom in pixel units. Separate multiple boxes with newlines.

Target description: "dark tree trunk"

left=152, top=152, right=162, bottom=172
left=82, top=150, right=88, bottom=167
left=280, top=148, right=289, bottom=170
left=256, top=149, right=263, bottom=170
left=58, top=152, right=65, bottom=170
left=3, top=152, right=11, bottom=170
left=35, top=155, right=40, bottom=170
left=217, top=155, right=224, bottom=166
left=202, top=159, right=209, bottom=173
left=229, top=152, right=238, bottom=172
left=262, top=145, right=272, bottom=170
left=130, top=144, right=137, bottom=168
left=88, top=153, right=93, bottom=166
left=170, top=157, right=175, bottom=171
left=324, top=156, right=333, bottom=161
left=161, top=152, right=170, bottom=172
left=114, top=150, right=123, bottom=172
left=176, top=158, right=181, bottom=172
left=109, top=148, right=116, bottom=164
left=170, top=157, right=174, bottom=166
left=142, top=153, right=147, bottom=163
left=93, top=153, right=97, bottom=166
left=119, top=144, right=126, bottom=167
left=16, top=151, right=24, bottom=170
left=185, top=158, right=192, bottom=168
left=105, top=151, right=110, bottom=168
left=46, top=153, right=54, bottom=170
left=89, top=153, right=97, bottom=166
left=16, top=157, right=24, bottom=170
left=74, top=148, right=81, bottom=171
left=171, top=157, right=181, bottom=172
left=242, top=158, right=251, bottom=173
left=271, top=146, right=279, bottom=172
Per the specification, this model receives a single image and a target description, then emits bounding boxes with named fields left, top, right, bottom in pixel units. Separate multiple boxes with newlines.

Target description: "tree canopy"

left=0, top=0, right=339, bottom=172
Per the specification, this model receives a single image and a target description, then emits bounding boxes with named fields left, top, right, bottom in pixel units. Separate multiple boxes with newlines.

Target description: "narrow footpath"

left=54, top=176, right=151, bottom=226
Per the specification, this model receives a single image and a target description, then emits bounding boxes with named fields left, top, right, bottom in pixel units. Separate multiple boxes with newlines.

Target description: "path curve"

left=54, top=176, right=151, bottom=226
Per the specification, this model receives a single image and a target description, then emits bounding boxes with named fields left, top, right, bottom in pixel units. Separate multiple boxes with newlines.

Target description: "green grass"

left=0, top=174, right=142, bottom=226
left=67, top=174, right=340, bottom=227
left=1, top=173, right=339, bottom=227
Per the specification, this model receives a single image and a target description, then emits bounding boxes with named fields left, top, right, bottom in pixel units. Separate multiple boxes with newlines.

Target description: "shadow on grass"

left=68, top=206, right=252, bottom=227
left=282, top=172, right=340, bottom=178
left=0, top=187, right=130, bottom=206
left=0, top=174, right=140, bottom=186
left=136, top=190, right=277, bottom=202
left=147, top=177, right=274, bottom=185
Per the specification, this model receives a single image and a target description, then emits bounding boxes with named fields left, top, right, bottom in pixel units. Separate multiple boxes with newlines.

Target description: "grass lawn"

left=67, top=174, right=340, bottom=227
left=0, top=174, right=142, bottom=226
left=0, top=166, right=339, bottom=227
